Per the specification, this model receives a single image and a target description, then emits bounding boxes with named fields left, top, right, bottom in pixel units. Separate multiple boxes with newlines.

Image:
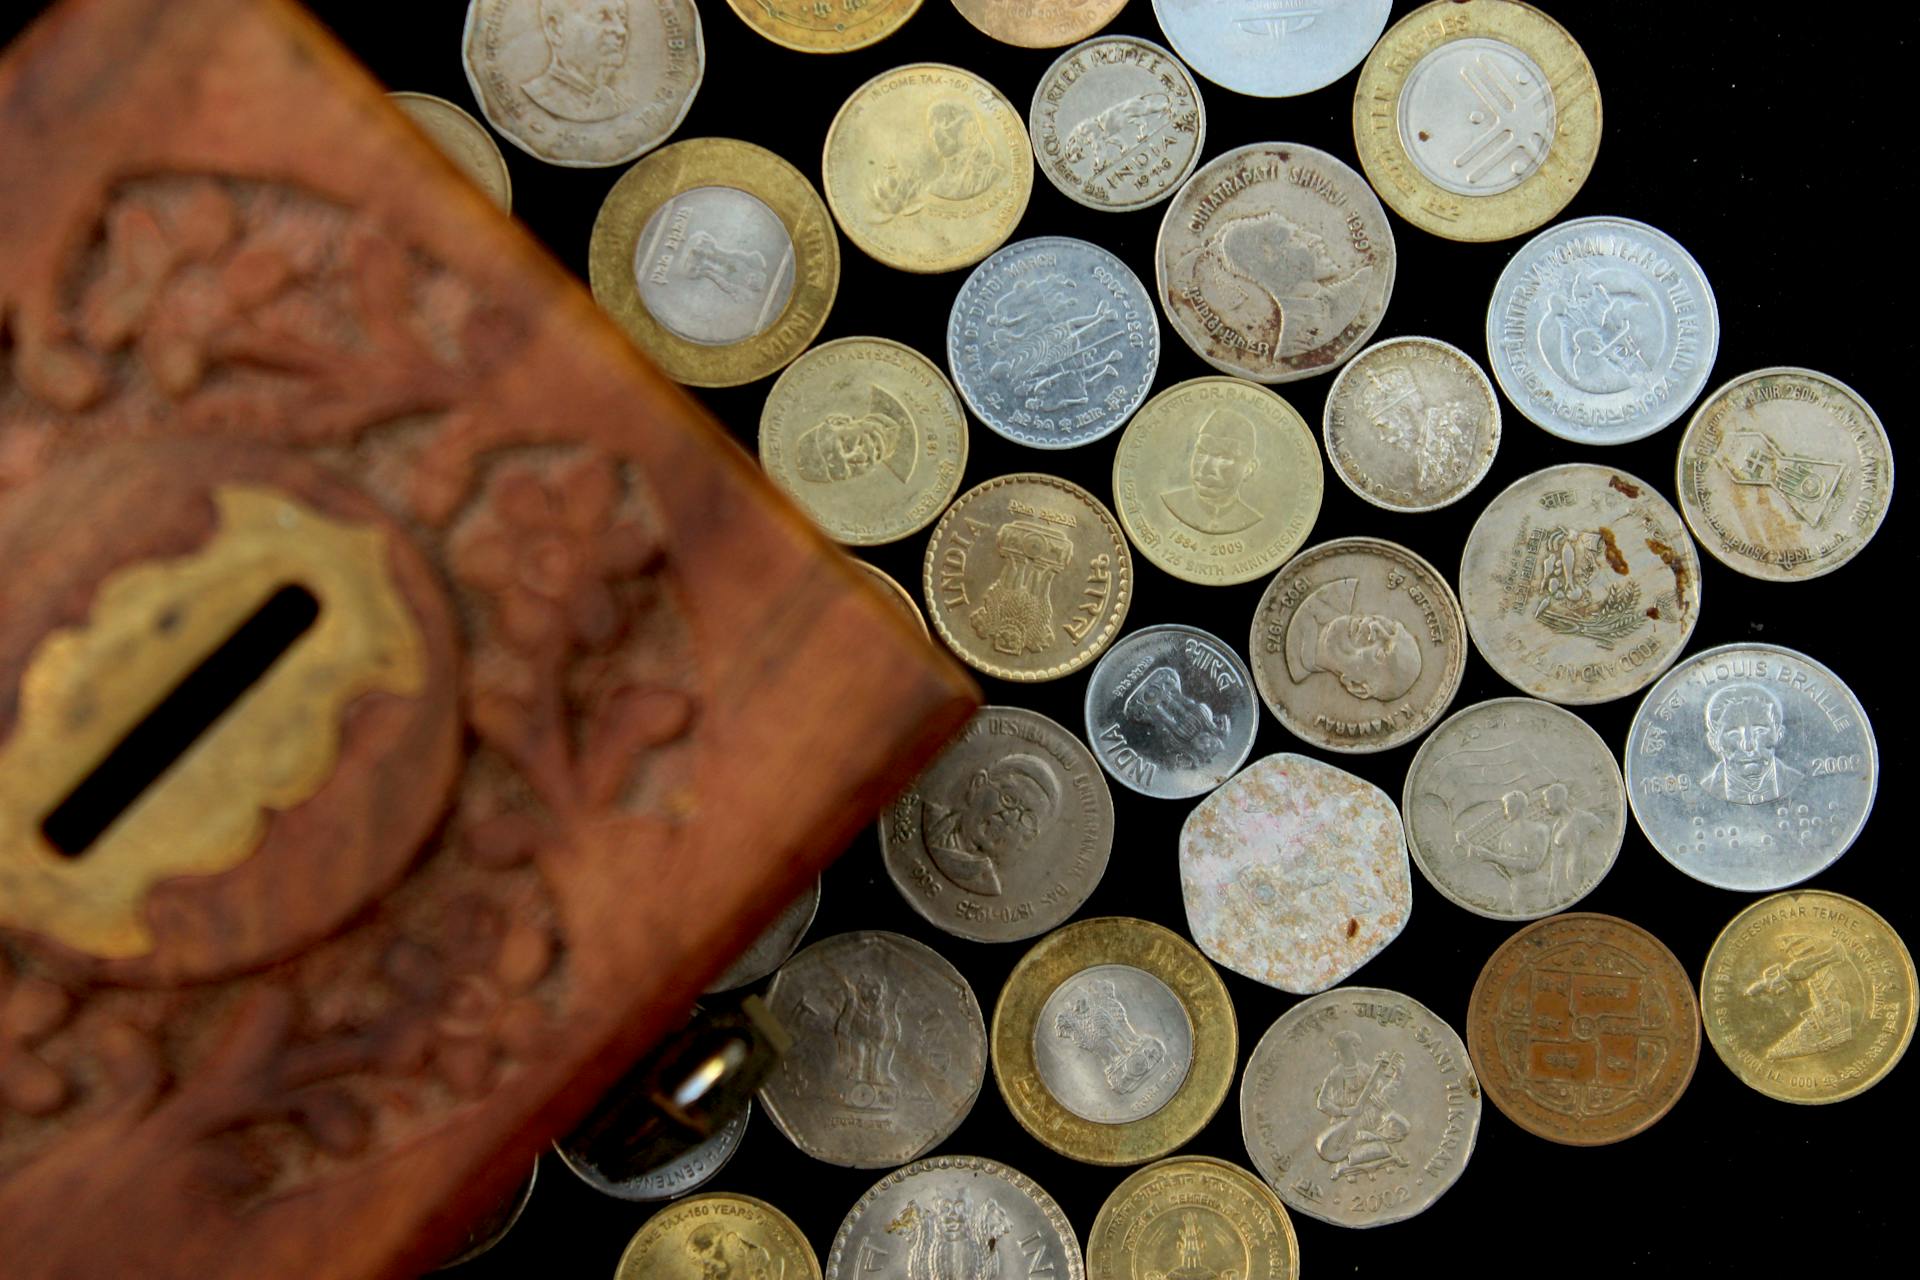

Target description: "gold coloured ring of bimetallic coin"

left=1352, top=0, right=1602, bottom=243
left=589, top=137, right=839, bottom=388
left=991, top=917, right=1237, bottom=1166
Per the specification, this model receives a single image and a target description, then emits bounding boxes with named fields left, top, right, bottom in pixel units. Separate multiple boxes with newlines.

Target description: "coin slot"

left=39, top=583, right=321, bottom=858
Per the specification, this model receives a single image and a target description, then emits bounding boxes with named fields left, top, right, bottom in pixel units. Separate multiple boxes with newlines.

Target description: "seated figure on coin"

left=920, top=753, right=1061, bottom=896
left=1314, top=1031, right=1411, bottom=1180
left=1161, top=410, right=1264, bottom=536
left=521, top=0, right=634, bottom=124
left=1700, top=683, right=1803, bottom=806
left=793, top=386, right=917, bottom=485
left=1283, top=577, right=1422, bottom=702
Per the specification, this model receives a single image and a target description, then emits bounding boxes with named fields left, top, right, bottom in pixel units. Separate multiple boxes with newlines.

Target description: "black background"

left=4, top=1, right=1913, bottom=1276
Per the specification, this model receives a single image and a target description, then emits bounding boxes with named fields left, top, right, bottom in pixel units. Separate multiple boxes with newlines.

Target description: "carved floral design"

left=0, top=955, right=70, bottom=1122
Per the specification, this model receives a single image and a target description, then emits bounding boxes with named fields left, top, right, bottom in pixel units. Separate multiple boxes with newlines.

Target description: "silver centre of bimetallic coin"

left=1625, top=644, right=1878, bottom=892
left=1083, top=624, right=1257, bottom=800
left=634, top=185, right=796, bottom=346
left=554, top=1101, right=749, bottom=1202
left=948, top=236, right=1160, bottom=449
left=1399, top=37, right=1557, bottom=197
left=825, top=1156, right=1085, bottom=1280
left=1151, top=0, right=1393, bottom=98
left=1033, top=963, right=1193, bottom=1124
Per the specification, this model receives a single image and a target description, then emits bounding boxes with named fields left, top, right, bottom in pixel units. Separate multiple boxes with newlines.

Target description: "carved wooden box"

left=0, top=1, right=977, bottom=1274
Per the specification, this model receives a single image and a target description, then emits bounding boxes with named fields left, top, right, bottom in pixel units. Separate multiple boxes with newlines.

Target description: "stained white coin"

left=1152, top=0, right=1392, bottom=98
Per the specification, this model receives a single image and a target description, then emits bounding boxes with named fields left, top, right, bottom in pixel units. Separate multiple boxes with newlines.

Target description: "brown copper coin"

left=1467, top=913, right=1700, bottom=1145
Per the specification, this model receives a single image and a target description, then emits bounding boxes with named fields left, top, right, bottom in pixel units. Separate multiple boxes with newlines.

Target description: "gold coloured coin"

left=853, top=561, right=930, bottom=637
left=823, top=64, right=1034, bottom=274
left=590, top=137, right=838, bottom=388
left=388, top=92, right=512, bottom=212
left=1089, top=1156, right=1299, bottom=1280
left=614, top=1192, right=820, bottom=1280
left=1112, top=377, right=1323, bottom=587
left=726, top=0, right=923, bottom=53
left=1352, top=0, right=1602, bottom=242
left=923, top=473, right=1132, bottom=682
left=1702, top=890, right=1915, bottom=1105
left=950, top=0, right=1127, bottom=49
left=992, top=917, right=1236, bottom=1166
left=760, top=337, right=967, bottom=545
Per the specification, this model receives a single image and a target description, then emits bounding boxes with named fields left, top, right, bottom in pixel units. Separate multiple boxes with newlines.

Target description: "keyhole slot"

left=39, top=583, right=321, bottom=858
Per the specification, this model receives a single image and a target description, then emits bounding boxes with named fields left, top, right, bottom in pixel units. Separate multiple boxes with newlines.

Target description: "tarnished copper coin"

left=1467, top=913, right=1700, bottom=1145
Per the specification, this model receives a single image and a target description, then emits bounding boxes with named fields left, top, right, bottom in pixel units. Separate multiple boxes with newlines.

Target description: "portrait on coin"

left=684, top=1224, right=778, bottom=1280
left=1700, top=683, right=1803, bottom=806
left=1356, top=362, right=1477, bottom=490
left=793, top=386, right=918, bottom=485
left=522, top=0, right=634, bottom=123
left=1160, top=409, right=1264, bottom=535
left=1284, top=577, right=1421, bottom=701
left=920, top=753, right=1062, bottom=895
left=1178, top=208, right=1374, bottom=360
left=926, top=99, right=1004, bottom=203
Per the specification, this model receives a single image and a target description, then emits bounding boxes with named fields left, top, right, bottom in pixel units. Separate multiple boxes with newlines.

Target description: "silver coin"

left=758, top=931, right=987, bottom=1168
left=634, top=186, right=797, bottom=346
left=825, top=1154, right=1084, bottom=1280
left=705, top=877, right=821, bottom=993
left=1402, top=698, right=1625, bottom=920
left=1625, top=644, right=1878, bottom=892
left=1240, top=986, right=1479, bottom=1229
left=461, top=0, right=704, bottom=169
left=1157, top=143, right=1396, bottom=384
left=432, top=1159, right=538, bottom=1270
left=1459, top=463, right=1701, bottom=706
left=1152, top=0, right=1392, bottom=98
left=554, top=1101, right=748, bottom=1202
left=881, top=707, right=1115, bottom=943
left=948, top=236, right=1160, bottom=449
left=1486, top=215, right=1719, bottom=444
left=1029, top=35, right=1206, bottom=213
left=1323, top=335, right=1501, bottom=513
left=1398, top=35, right=1556, bottom=198
left=1036, top=963, right=1195, bottom=1123
left=1083, top=624, right=1257, bottom=800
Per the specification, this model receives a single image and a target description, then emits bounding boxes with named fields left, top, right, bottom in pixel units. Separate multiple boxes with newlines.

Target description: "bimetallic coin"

left=1088, top=1156, right=1299, bottom=1280
left=825, top=1155, right=1084, bottom=1280
left=726, top=0, right=923, bottom=54
left=1154, top=0, right=1391, bottom=98
left=461, top=0, right=703, bottom=169
left=431, top=1160, right=538, bottom=1270
left=950, top=0, right=1126, bottom=49
left=1248, top=538, right=1466, bottom=753
left=1323, top=336, right=1500, bottom=513
left=1625, top=644, right=1877, bottom=893
left=760, top=338, right=967, bottom=545
left=923, top=474, right=1133, bottom=683
left=823, top=64, right=1034, bottom=275
left=704, top=877, right=820, bottom=992
left=993, top=917, right=1236, bottom=1166
left=1158, top=143, right=1396, bottom=384
left=589, top=138, right=838, bottom=388
left=1241, top=987, right=1479, bottom=1228
left=1353, top=1, right=1602, bottom=242
left=759, top=931, right=986, bottom=1168
left=1084, top=625, right=1256, bottom=800
left=1459, top=464, right=1700, bottom=706
left=1112, top=377, right=1323, bottom=587
left=1702, top=890, right=1916, bottom=1105
left=1181, top=754, right=1412, bottom=994
left=1468, top=913, right=1700, bottom=1145
left=615, top=1193, right=819, bottom=1280
left=1029, top=35, right=1206, bottom=213
left=881, top=706, right=1114, bottom=943
left=555, top=1101, right=748, bottom=1201
left=388, top=92, right=512, bottom=212
left=1677, top=367, right=1894, bottom=582
left=853, top=560, right=930, bottom=637
left=1486, top=216, right=1718, bottom=444
left=1404, top=699, right=1625, bottom=921
left=948, top=237, right=1159, bottom=449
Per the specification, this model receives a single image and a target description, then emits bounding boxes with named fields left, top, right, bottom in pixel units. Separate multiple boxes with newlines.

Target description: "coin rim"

left=432, top=1158, right=538, bottom=1269
left=824, top=1152, right=1087, bottom=1280
left=1027, top=34, right=1208, bottom=212
left=950, top=0, right=1129, bottom=49
left=1350, top=0, right=1602, bottom=242
left=852, top=560, right=931, bottom=638
left=552, top=1099, right=749, bottom=1202
left=1081, top=623, right=1257, bottom=800
left=1622, top=641, right=1879, bottom=891
left=588, top=137, right=840, bottom=388
left=1466, top=912, right=1701, bottom=1146
left=1247, top=536, right=1467, bottom=753
left=921, top=472, right=1135, bottom=682
left=386, top=91, right=514, bottom=213
left=1086, top=1154, right=1300, bottom=1280
left=1401, top=696, right=1626, bottom=920
left=1153, top=0, right=1391, bottom=98
left=1700, top=889, right=1918, bottom=1105
left=1674, top=365, right=1895, bottom=583
left=614, top=1191, right=821, bottom=1280
left=704, top=877, right=822, bottom=992
left=991, top=916, right=1237, bottom=1166
left=724, top=0, right=925, bottom=54
left=1321, top=335, right=1502, bottom=513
